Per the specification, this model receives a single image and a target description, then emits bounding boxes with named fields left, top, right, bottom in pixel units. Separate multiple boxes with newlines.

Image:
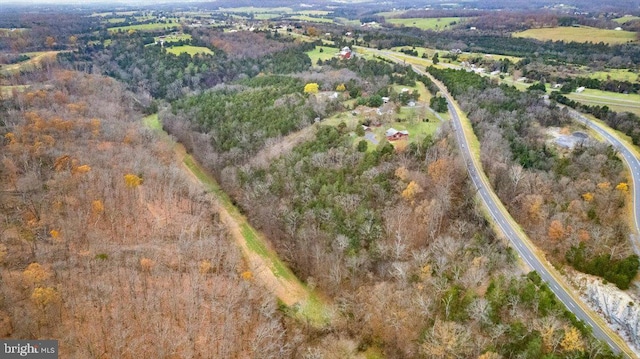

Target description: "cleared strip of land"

left=143, top=114, right=332, bottom=327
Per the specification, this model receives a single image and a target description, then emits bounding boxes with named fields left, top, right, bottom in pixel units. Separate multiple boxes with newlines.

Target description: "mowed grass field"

left=218, top=6, right=293, bottom=13
left=613, top=16, right=640, bottom=24
left=166, top=45, right=213, bottom=56
left=513, top=26, right=637, bottom=45
left=564, top=89, right=640, bottom=117
left=290, top=15, right=334, bottom=23
left=387, top=17, right=468, bottom=31
left=306, top=46, right=339, bottom=64
left=155, top=33, right=192, bottom=43
left=588, top=68, right=639, bottom=82
left=108, top=22, right=179, bottom=32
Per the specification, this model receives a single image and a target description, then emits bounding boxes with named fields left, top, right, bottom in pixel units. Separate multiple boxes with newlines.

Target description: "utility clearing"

left=143, top=114, right=332, bottom=327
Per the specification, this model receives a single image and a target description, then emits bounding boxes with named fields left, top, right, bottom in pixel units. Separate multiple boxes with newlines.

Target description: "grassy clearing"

left=166, top=45, right=213, bottom=56
left=108, top=22, right=179, bottom=32
left=300, top=10, right=331, bottom=16
left=376, top=10, right=408, bottom=18
left=219, top=6, right=293, bottom=13
left=0, top=85, right=28, bottom=98
left=613, top=16, right=640, bottom=24
left=254, top=13, right=281, bottom=20
left=306, top=46, right=339, bottom=64
left=334, top=17, right=361, bottom=26
left=105, top=18, right=126, bottom=24
left=183, top=154, right=330, bottom=326
left=0, top=51, right=59, bottom=75
left=588, top=68, right=639, bottom=82
left=290, top=15, right=334, bottom=23
left=142, top=114, right=162, bottom=131
left=498, top=75, right=534, bottom=91
left=565, top=89, right=640, bottom=117
left=155, top=33, right=192, bottom=43
left=181, top=155, right=300, bottom=284
left=387, top=17, right=468, bottom=31
left=513, top=26, right=637, bottom=45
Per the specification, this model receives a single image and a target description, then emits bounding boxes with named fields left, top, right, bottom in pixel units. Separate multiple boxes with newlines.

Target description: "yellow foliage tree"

left=199, top=260, right=212, bottom=274
left=597, top=182, right=611, bottom=190
left=31, top=287, right=61, bottom=307
left=616, top=182, right=629, bottom=192
left=560, top=326, right=584, bottom=352
left=92, top=199, right=104, bottom=215
left=23, top=263, right=51, bottom=284
left=72, top=164, right=91, bottom=174
left=336, top=83, right=346, bottom=92
left=49, top=229, right=61, bottom=240
left=582, top=192, right=594, bottom=202
left=90, top=118, right=101, bottom=137
left=241, top=271, right=253, bottom=280
left=0, top=244, right=7, bottom=264
left=303, top=83, right=319, bottom=94
left=124, top=174, right=143, bottom=188
left=402, top=181, right=422, bottom=202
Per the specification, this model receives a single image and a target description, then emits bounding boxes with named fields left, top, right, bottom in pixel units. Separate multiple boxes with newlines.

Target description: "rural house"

left=340, top=46, right=353, bottom=59
left=385, top=128, right=409, bottom=141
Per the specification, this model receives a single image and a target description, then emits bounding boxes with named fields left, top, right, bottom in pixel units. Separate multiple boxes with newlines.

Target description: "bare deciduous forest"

left=0, top=70, right=291, bottom=358
left=1, top=1, right=640, bottom=357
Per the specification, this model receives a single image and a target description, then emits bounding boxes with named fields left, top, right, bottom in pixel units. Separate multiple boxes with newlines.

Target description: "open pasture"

left=387, top=17, right=468, bottom=31
left=166, top=45, right=213, bottom=56
left=108, top=22, right=179, bottom=32
left=513, top=26, right=637, bottom=45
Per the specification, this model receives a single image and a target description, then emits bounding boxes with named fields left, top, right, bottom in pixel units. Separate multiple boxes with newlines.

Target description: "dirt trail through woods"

left=173, top=143, right=308, bottom=306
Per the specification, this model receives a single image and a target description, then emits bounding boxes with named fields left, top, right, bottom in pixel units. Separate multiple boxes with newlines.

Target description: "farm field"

left=513, top=26, right=637, bottom=45
left=386, top=17, right=468, bottom=30
left=613, top=16, right=640, bottom=24
left=290, top=15, right=334, bottom=23
left=334, top=18, right=361, bottom=26
left=0, top=51, right=59, bottom=74
left=588, top=68, right=639, bottom=82
left=376, top=10, right=407, bottom=18
left=108, top=22, right=179, bottom=32
left=155, top=33, right=192, bottom=43
left=565, top=88, right=640, bottom=117
left=218, top=7, right=293, bottom=13
left=254, top=13, right=281, bottom=19
left=166, top=45, right=213, bottom=56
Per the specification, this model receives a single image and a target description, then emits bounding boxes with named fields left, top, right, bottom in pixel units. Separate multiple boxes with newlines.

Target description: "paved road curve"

left=440, top=86, right=633, bottom=357
left=410, top=63, right=635, bottom=357
left=368, top=48, right=636, bottom=356
left=566, top=109, right=640, bottom=254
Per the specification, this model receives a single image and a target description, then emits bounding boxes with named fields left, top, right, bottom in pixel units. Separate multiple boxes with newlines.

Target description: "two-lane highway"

left=567, top=109, right=640, bottom=254
left=370, top=47, right=636, bottom=356
left=423, top=71, right=637, bottom=358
